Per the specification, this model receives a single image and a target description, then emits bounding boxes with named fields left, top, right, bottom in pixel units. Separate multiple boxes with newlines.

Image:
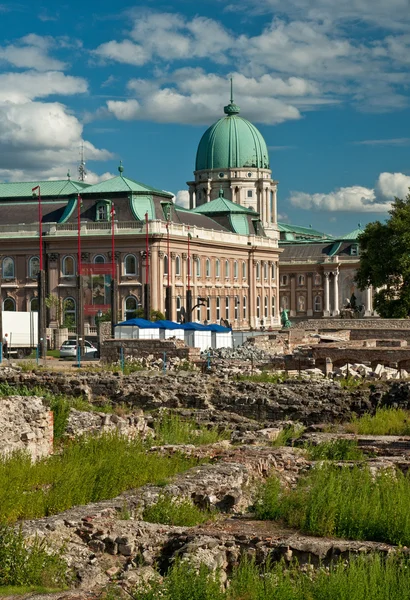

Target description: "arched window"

left=298, top=295, right=305, bottom=311
left=225, top=260, right=230, bottom=279
left=298, top=275, right=305, bottom=286
left=62, top=256, right=75, bottom=277
left=176, top=296, right=182, bottom=322
left=95, top=200, right=111, bottom=221
left=3, top=297, right=15, bottom=311
left=175, top=255, right=181, bottom=276
left=264, top=262, right=268, bottom=280
left=234, top=296, right=239, bottom=320
left=314, top=295, right=322, bottom=312
left=314, top=273, right=322, bottom=285
left=206, top=259, right=210, bottom=277
left=225, top=296, right=230, bottom=320
left=30, top=297, right=38, bottom=312
left=242, top=261, right=247, bottom=279
left=124, top=254, right=137, bottom=276
left=271, top=263, right=276, bottom=280
left=233, top=261, right=238, bottom=279
left=216, top=296, right=220, bottom=321
left=63, top=297, right=76, bottom=327
left=215, top=259, right=220, bottom=278
left=256, top=262, right=260, bottom=280
left=2, top=257, right=14, bottom=279
left=29, top=256, right=40, bottom=278
left=94, top=255, right=105, bottom=264
left=264, top=296, right=268, bottom=318
left=196, top=258, right=201, bottom=278
left=281, top=296, right=289, bottom=310
left=256, top=296, right=261, bottom=318
left=271, top=296, right=276, bottom=317
left=125, top=295, right=138, bottom=320
left=243, top=295, right=247, bottom=319
left=164, top=255, right=169, bottom=276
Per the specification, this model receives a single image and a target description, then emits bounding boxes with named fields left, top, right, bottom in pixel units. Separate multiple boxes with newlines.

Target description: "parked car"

left=59, top=340, right=98, bottom=359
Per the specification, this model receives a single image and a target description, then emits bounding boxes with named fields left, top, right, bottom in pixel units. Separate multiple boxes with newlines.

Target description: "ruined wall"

left=292, top=319, right=410, bottom=330
left=0, top=396, right=53, bottom=461
left=101, top=339, right=201, bottom=363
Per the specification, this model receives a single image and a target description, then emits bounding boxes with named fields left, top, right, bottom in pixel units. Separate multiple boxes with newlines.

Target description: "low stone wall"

left=0, top=396, right=53, bottom=461
left=292, top=318, right=410, bottom=330
left=351, top=329, right=410, bottom=342
left=101, top=338, right=201, bottom=363
left=66, top=408, right=150, bottom=439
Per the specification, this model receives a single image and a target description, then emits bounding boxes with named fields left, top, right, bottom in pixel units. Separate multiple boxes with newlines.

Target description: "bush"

left=304, top=439, right=365, bottom=461
left=346, top=408, right=410, bottom=435
left=153, top=412, right=229, bottom=446
left=142, top=494, right=213, bottom=527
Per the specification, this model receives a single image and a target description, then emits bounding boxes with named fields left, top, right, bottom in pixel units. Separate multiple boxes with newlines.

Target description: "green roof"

left=195, top=99, right=269, bottom=171
left=192, top=189, right=257, bottom=215
left=278, top=222, right=331, bottom=239
left=0, top=179, right=89, bottom=199
left=130, top=195, right=155, bottom=221
left=341, top=226, right=364, bottom=240
left=229, top=213, right=250, bottom=235
left=82, top=174, right=172, bottom=198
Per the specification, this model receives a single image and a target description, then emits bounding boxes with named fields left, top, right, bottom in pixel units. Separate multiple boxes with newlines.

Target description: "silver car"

left=59, top=340, right=98, bottom=359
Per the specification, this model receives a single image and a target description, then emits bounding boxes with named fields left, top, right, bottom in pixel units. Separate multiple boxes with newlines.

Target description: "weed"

left=339, top=377, right=366, bottom=390
left=0, top=525, right=68, bottom=588
left=346, top=408, right=410, bottom=435
left=153, top=412, right=229, bottom=446
left=304, top=439, right=365, bottom=461
left=0, top=434, right=201, bottom=523
left=272, top=424, right=305, bottom=447
left=142, top=494, right=214, bottom=527
left=237, top=371, right=287, bottom=384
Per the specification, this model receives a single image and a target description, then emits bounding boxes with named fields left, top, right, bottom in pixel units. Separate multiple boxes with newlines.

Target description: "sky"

left=1, top=0, right=410, bottom=236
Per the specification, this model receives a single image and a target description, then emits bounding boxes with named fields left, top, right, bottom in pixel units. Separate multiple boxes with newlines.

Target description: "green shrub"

left=346, top=408, right=410, bottom=435
left=237, top=371, right=287, bottom=384
left=153, top=412, right=229, bottom=446
left=131, top=553, right=410, bottom=600
left=142, top=494, right=213, bottom=526
left=0, top=525, right=68, bottom=588
left=304, top=439, right=365, bottom=461
left=256, top=464, right=410, bottom=546
left=272, top=424, right=305, bottom=447
left=0, top=434, right=200, bottom=523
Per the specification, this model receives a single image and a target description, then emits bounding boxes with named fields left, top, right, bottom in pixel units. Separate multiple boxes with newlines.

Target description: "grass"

left=346, top=407, right=410, bottom=435
left=304, top=439, right=365, bottom=461
left=272, top=424, right=305, bottom=447
left=0, top=524, right=68, bottom=590
left=153, top=412, right=230, bottom=446
left=130, top=554, right=410, bottom=600
left=237, top=371, right=287, bottom=384
left=0, top=434, right=201, bottom=523
left=255, top=464, right=410, bottom=546
left=142, top=494, right=214, bottom=526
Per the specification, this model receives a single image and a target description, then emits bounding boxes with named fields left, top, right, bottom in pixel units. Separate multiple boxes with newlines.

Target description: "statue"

left=281, top=308, right=292, bottom=328
left=350, top=293, right=357, bottom=310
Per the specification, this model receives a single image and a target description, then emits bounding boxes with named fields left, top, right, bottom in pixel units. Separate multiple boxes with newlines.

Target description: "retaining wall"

left=101, top=338, right=201, bottom=363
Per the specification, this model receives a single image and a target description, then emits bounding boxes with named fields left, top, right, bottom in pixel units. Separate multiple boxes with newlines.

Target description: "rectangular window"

left=216, top=297, right=220, bottom=321
left=247, top=190, right=253, bottom=198
left=243, top=296, right=247, bottom=319
left=225, top=297, right=230, bottom=320
left=206, top=298, right=210, bottom=321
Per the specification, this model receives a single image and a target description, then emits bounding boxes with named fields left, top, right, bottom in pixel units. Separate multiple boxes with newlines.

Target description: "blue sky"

left=1, top=0, right=410, bottom=236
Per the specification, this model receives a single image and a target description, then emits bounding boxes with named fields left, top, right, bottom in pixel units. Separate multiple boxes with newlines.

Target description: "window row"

left=280, top=273, right=322, bottom=286
left=164, top=257, right=277, bottom=280
left=280, top=295, right=323, bottom=312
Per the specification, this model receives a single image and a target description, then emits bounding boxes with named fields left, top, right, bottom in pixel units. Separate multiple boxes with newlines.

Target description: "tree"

left=134, top=308, right=165, bottom=321
left=356, top=193, right=410, bottom=318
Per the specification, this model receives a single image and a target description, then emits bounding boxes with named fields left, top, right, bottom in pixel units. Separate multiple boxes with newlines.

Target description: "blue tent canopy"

left=115, top=318, right=161, bottom=328
left=155, top=320, right=182, bottom=330
left=205, top=324, right=231, bottom=332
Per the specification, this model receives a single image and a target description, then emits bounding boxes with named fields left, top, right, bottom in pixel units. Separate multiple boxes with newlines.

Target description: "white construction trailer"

left=2, top=312, right=38, bottom=357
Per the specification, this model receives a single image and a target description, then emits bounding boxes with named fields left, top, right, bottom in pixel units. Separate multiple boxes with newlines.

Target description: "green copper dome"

left=195, top=100, right=270, bottom=171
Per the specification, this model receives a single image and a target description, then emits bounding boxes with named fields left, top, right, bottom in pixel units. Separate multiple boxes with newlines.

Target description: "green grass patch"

left=272, top=424, right=305, bottom=447
left=142, top=494, right=214, bottom=526
left=0, top=524, right=68, bottom=590
left=255, top=464, right=410, bottom=546
left=237, top=371, right=287, bottom=384
left=304, top=439, right=365, bottom=461
left=153, top=412, right=230, bottom=446
left=346, top=407, right=410, bottom=435
left=131, top=554, right=410, bottom=600
left=0, top=434, right=200, bottom=523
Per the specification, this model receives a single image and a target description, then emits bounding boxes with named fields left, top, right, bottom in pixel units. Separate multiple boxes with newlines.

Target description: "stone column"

left=307, top=272, right=313, bottom=316
left=364, top=287, right=372, bottom=317
left=333, top=270, right=340, bottom=316
left=290, top=274, right=296, bottom=317
left=324, top=272, right=330, bottom=316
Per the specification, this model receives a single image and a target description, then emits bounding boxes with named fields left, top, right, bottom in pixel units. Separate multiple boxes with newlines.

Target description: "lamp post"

left=32, top=185, right=46, bottom=360
left=96, top=309, right=103, bottom=359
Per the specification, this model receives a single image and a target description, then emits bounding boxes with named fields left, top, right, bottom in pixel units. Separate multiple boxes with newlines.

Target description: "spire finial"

left=67, top=169, right=71, bottom=180
left=224, top=78, right=240, bottom=116
left=118, top=160, right=124, bottom=176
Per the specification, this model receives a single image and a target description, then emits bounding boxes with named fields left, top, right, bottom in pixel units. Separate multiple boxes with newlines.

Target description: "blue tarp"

left=116, top=318, right=231, bottom=332
left=115, top=318, right=161, bottom=328
left=155, top=320, right=182, bottom=330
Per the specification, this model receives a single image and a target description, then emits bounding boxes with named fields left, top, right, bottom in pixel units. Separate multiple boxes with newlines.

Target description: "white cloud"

left=174, top=190, right=190, bottom=208
left=289, top=171, right=410, bottom=213
left=353, top=138, right=410, bottom=146
left=106, top=99, right=140, bottom=120
left=0, top=71, right=87, bottom=103
left=94, top=40, right=149, bottom=66
left=0, top=34, right=67, bottom=71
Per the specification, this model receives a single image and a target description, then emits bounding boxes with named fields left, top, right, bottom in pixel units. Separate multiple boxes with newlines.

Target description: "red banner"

left=81, top=263, right=114, bottom=275
left=84, top=304, right=110, bottom=316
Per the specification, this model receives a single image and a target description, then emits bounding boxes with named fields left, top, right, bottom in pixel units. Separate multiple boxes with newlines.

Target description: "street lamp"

left=96, top=309, right=103, bottom=358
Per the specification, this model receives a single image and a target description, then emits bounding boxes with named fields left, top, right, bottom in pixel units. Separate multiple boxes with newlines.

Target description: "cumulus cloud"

left=289, top=172, right=410, bottom=213
left=0, top=34, right=67, bottom=71
left=94, top=40, right=149, bottom=66
left=174, top=190, right=190, bottom=208
left=0, top=71, right=87, bottom=103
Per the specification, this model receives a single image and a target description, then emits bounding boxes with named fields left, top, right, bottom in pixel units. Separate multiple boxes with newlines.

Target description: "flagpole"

left=31, top=185, right=46, bottom=360
left=110, top=203, right=117, bottom=338
left=77, top=194, right=82, bottom=276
